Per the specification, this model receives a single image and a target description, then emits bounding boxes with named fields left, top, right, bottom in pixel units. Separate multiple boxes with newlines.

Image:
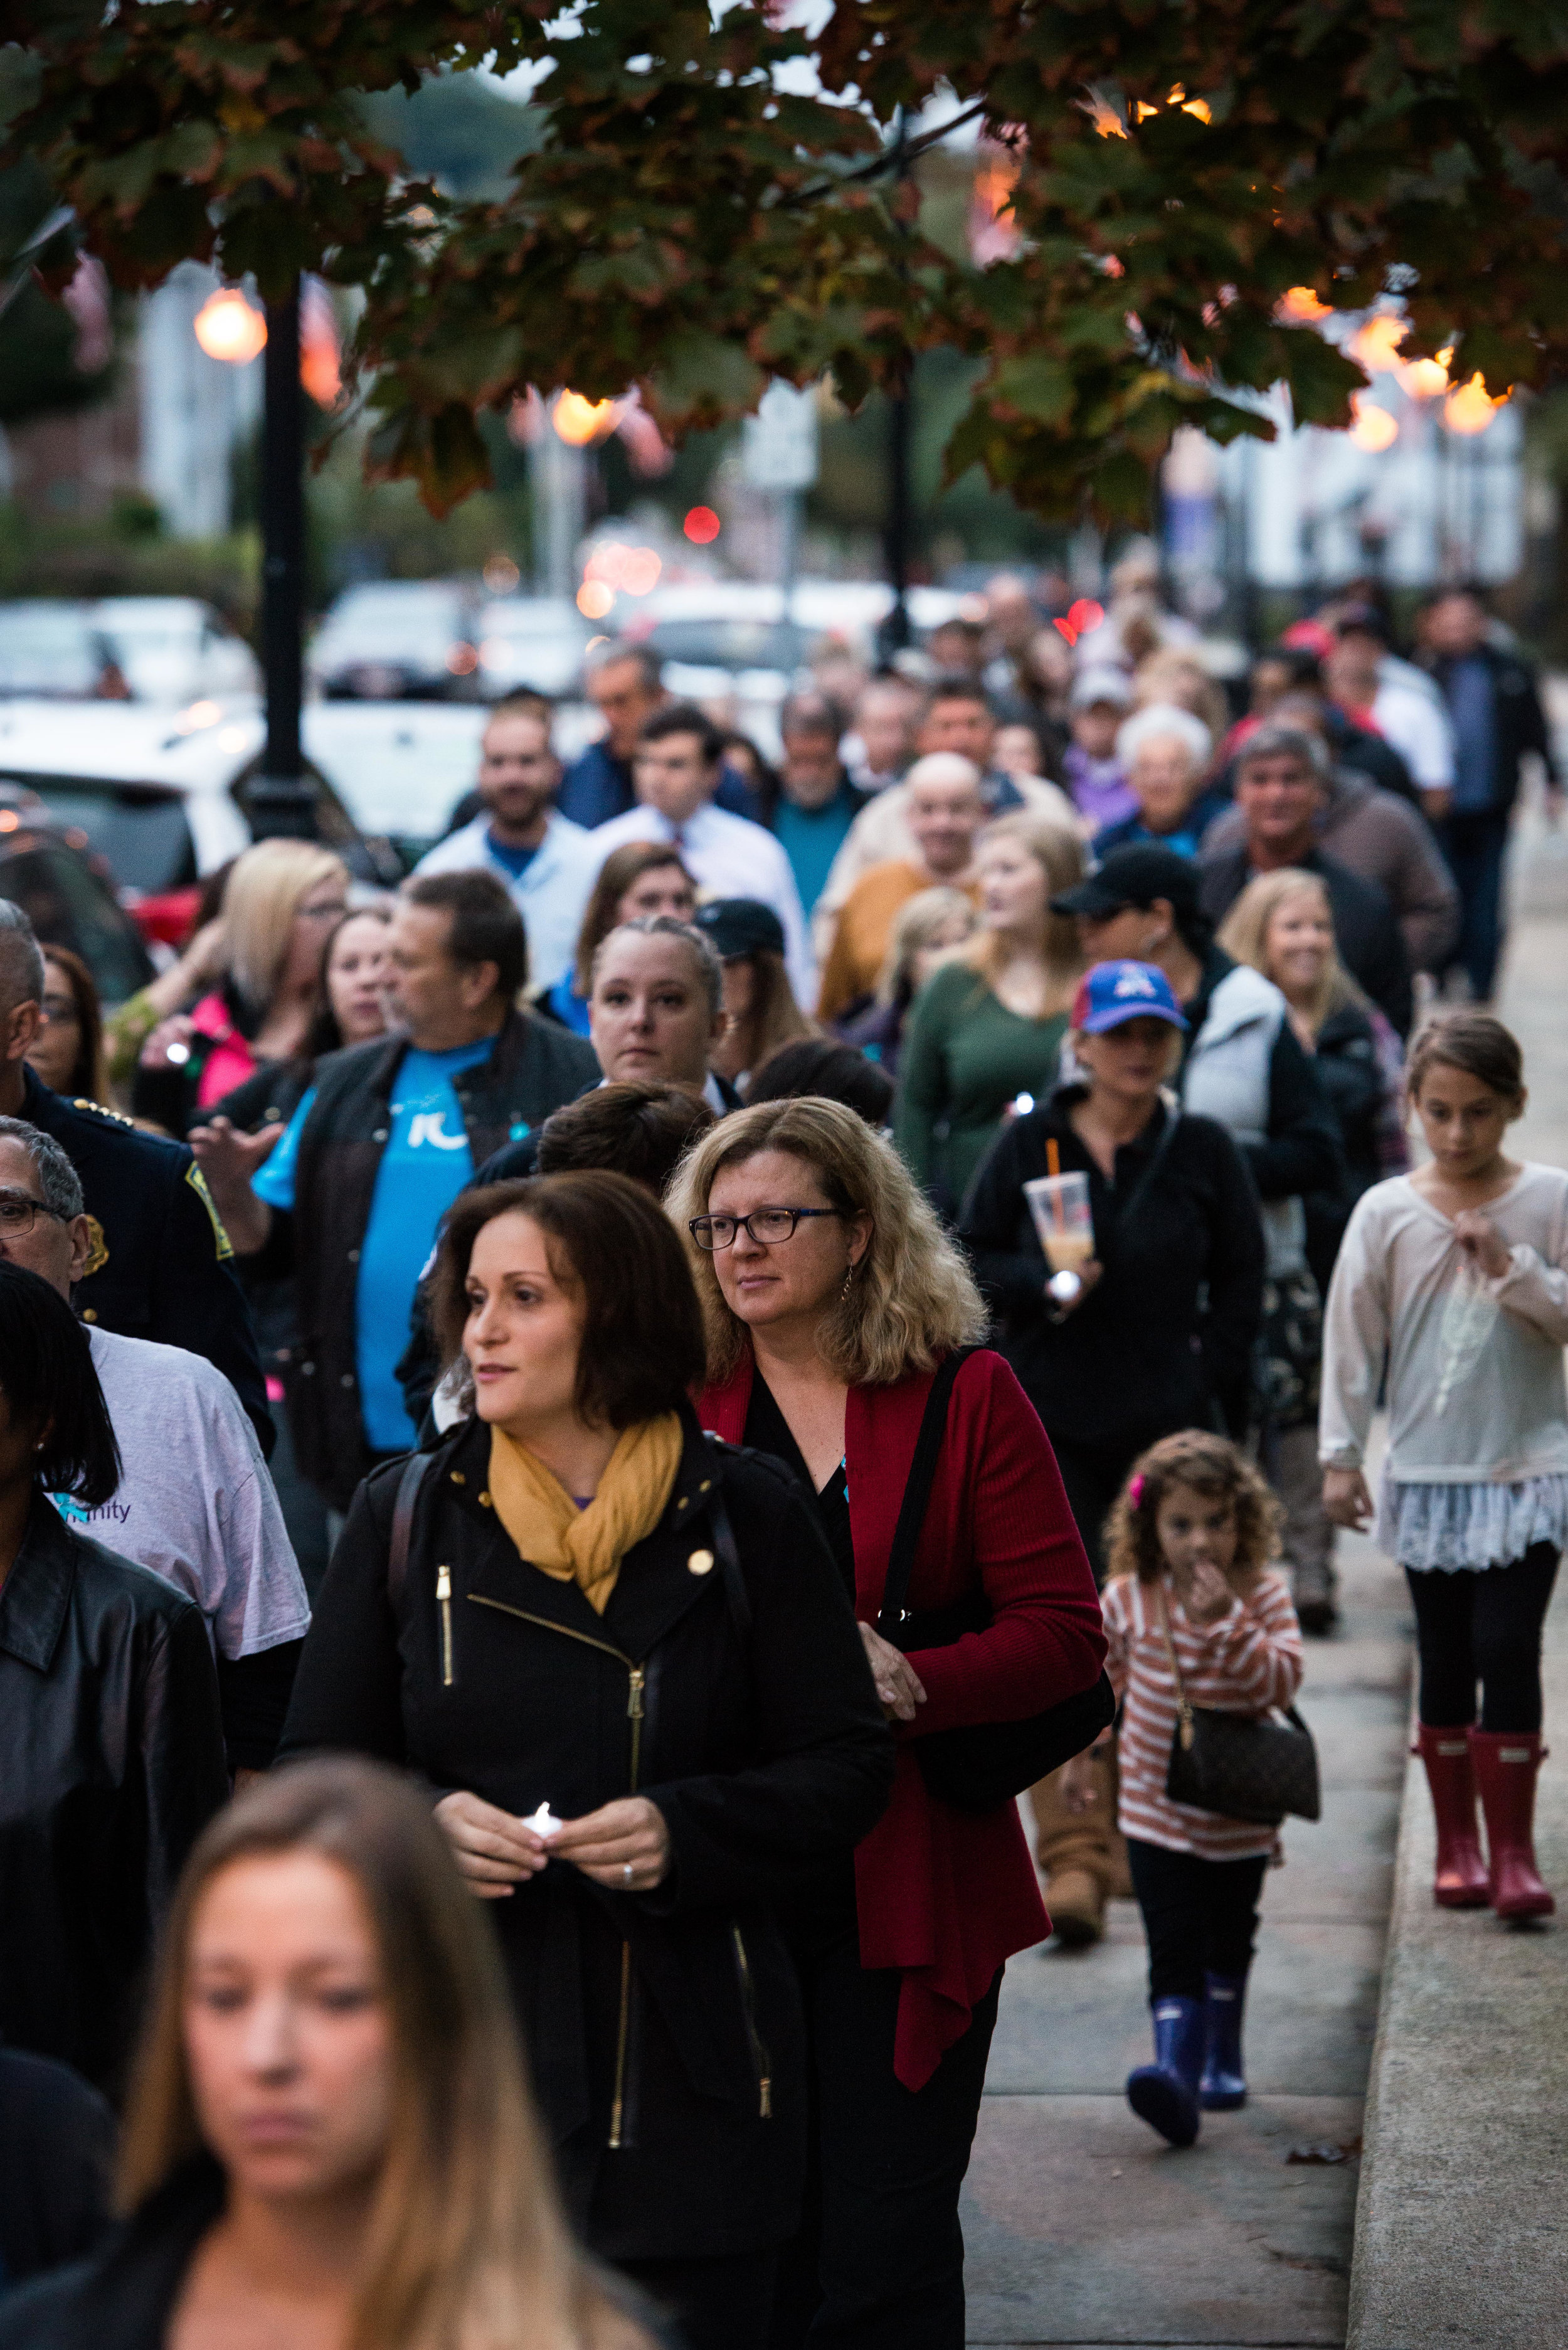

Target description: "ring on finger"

left=622, top=1861, right=634, bottom=1886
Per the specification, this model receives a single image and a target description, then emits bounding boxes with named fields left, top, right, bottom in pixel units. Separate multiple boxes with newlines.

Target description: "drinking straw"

left=1045, top=1137, right=1064, bottom=1233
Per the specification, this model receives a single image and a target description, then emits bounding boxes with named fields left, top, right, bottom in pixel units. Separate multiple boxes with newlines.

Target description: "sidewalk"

left=963, top=1521, right=1410, bottom=2347
left=1347, top=810, right=1568, bottom=2348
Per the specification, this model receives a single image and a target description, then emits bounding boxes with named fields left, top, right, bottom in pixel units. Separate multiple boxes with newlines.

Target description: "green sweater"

left=893, top=960, right=1069, bottom=1211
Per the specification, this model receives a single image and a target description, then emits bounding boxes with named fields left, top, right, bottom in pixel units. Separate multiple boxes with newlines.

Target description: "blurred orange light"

left=445, top=643, right=479, bottom=675
left=620, top=549, right=662, bottom=597
left=577, top=582, right=615, bottom=619
left=0, top=810, right=17, bottom=832
left=1349, top=395, right=1399, bottom=452
left=1081, top=93, right=1127, bottom=139
left=1445, top=373, right=1508, bottom=434
left=684, top=506, right=721, bottom=545
left=554, top=392, right=619, bottom=445
left=193, top=288, right=267, bottom=364
left=1400, top=352, right=1451, bottom=399
left=1278, top=287, right=1331, bottom=324
left=483, top=554, right=521, bottom=595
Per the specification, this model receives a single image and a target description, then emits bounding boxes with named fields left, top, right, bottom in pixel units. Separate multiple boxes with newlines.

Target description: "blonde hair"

left=729, top=949, right=816, bottom=1073
left=119, top=1760, right=645, bottom=2350
left=874, top=885, right=978, bottom=1009
left=220, top=840, right=347, bottom=1011
left=1130, top=648, right=1229, bottom=745
left=965, top=812, right=1084, bottom=1013
left=1216, top=867, right=1367, bottom=1036
left=666, top=1096, right=988, bottom=1386
left=1103, top=1431, right=1281, bottom=1587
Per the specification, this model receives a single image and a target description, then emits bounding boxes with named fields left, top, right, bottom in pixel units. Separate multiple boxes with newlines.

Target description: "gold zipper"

left=731, top=1925, right=773, bottom=2120
left=435, top=1565, right=453, bottom=1687
left=470, top=1593, right=647, bottom=2145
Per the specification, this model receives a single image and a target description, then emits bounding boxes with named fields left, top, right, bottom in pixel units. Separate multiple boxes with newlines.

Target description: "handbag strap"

left=1106, top=1098, right=1183, bottom=1246
left=1155, top=1581, right=1197, bottom=1753
left=704, top=1454, right=753, bottom=1646
left=875, top=1348, right=977, bottom=1639
left=386, top=1447, right=436, bottom=1612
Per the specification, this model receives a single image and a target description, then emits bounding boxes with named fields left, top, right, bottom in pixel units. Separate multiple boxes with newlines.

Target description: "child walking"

left=1063, top=1432, right=1303, bottom=2148
left=1322, top=1011, right=1568, bottom=1920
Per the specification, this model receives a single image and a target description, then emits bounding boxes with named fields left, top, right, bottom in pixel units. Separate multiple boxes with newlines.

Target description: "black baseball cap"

left=1051, top=843, right=1204, bottom=925
left=691, top=897, right=787, bottom=960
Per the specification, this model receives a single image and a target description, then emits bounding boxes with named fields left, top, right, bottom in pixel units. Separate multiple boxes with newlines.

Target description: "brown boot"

left=1030, top=1750, right=1118, bottom=1947
left=1044, top=1865, right=1105, bottom=1948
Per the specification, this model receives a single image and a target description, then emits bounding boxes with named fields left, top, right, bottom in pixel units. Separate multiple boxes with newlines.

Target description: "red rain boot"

left=1470, top=1730, right=1555, bottom=1921
left=1414, top=1725, right=1490, bottom=1908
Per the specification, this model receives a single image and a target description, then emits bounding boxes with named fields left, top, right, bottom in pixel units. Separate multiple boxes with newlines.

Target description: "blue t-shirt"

left=254, top=1037, right=497, bottom=1452
left=485, top=829, right=540, bottom=881
left=1446, top=654, right=1498, bottom=813
left=773, top=780, right=862, bottom=918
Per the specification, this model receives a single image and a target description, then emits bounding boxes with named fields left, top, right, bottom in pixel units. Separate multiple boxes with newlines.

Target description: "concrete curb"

left=1347, top=1591, right=1568, bottom=2348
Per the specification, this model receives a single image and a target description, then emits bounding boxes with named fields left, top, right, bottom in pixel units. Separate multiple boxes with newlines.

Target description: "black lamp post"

left=881, top=111, right=914, bottom=658
left=248, top=276, right=316, bottom=839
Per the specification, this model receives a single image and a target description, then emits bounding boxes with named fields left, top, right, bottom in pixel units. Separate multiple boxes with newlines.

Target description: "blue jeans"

left=1440, top=809, right=1511, bottom=1001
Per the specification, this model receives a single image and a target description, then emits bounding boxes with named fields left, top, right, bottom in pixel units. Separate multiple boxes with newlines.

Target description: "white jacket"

left=1179, top=962, right=1306, bottom=1279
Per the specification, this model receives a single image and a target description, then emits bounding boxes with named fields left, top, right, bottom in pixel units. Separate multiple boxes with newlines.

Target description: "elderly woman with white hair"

left=1093, top=703, right=1226, bottom=861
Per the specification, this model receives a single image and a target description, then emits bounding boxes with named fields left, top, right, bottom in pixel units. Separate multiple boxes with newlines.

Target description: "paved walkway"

left=962, top=787, right=1568, bottom=2349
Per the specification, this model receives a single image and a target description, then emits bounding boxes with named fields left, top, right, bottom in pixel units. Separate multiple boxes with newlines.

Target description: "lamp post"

left=193, top=275, right=315, bottom=839
left=881, top=110, right=913, bottom=657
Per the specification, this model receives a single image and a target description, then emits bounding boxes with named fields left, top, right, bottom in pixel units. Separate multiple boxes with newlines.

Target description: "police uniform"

left=20, top=1063, right=273, bottom=1457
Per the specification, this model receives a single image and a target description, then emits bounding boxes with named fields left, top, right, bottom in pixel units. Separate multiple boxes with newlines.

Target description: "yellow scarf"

left=486, top=1415, right=684, bottom=1616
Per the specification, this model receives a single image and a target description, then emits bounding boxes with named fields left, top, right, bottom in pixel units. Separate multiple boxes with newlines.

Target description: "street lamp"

left=196, top=277, right=313, bottom=838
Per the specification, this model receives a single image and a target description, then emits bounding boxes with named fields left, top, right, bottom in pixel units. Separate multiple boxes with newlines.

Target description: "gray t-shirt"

left=50, top=1326, right=310, bottom=1659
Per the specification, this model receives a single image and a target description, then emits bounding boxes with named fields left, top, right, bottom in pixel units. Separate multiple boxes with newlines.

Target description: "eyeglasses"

left=0, top=1189, right=66, bottom=1238
left=41, top=994, right=80, bottom=1025
left=688, top=1208, right=844, bottom=1252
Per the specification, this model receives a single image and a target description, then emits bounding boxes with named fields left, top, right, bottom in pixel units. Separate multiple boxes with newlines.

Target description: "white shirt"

left=590, top=800, right=815, bottom=1002
left=54, top=1327, right=310, bottom=1658
left=413, top=810, right=601, bottom=991
left=1372, top=676, right=1456, bottom=793
left=1320, top=1166, right=1568, bottom=1483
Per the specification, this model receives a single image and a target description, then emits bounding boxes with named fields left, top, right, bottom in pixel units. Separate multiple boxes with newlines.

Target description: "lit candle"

left=524, top=1803, right=561, bottom=1839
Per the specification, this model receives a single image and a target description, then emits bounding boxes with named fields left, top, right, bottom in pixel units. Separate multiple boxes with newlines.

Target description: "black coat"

left=278, top=1410, right=894, bottom=2262
left=958, top=1088, right=1266, bottom=1446
left=1426, top=641, right=1559, bottom=816
left=1303, top=999, right=1389, bottom=1295
left=0, top=1498, right=228, bottom=2095
left=1198, top=844, right=1413, bottom=1036
left=19, top=1064, right=272, bottom=1458
left=0, top=2048, right=114, bottom=2290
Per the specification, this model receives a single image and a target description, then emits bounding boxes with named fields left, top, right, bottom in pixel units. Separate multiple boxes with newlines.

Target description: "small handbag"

left=876, top=1351, right=1115, bottom=1815
left=1157, top=1585, right=1320, bottom=1827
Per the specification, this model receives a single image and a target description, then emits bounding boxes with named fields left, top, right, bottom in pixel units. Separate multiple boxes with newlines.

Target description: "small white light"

left=524, top=1802, right=561, bottom=1839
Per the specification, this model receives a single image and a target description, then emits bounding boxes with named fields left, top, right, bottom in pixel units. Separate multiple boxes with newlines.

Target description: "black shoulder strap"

left=876, top=1348, right=977, bottom=1638
left=704, top=1465, right=753, bottom=1646
left=1107, top=1100, right=1183, bottom=1243
left=386, top=1449, right=435, bottom=1612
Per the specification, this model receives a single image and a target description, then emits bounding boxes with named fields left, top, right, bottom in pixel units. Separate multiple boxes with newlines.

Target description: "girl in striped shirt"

left=1062, top=1431, right=1303, bottom=2148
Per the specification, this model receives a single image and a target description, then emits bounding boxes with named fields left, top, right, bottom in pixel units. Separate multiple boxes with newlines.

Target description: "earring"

left=840, top=1262, right=856, bottom=1302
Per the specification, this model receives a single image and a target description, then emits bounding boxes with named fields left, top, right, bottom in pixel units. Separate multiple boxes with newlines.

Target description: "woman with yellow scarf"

left=280, top=1169, right=893, bottom=2350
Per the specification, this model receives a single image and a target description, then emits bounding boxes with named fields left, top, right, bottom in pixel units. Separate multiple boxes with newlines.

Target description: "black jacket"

left=0, top=1498, right=228, bottom=2095
left=1425, top=641, right=1558, bottom=817
left=1198, top=844, right=1413, bottom=1036
left=0, top=2048, right=113, bottom=2292
left=958, top=1090, right=1266, bottom=1447
left=19, top=1064, right=272, bottom=1458
left=278, top=1410, right=894, bottom=2261
left=1303, top=998, right=1389, bottom=1295
left=277, top=1008, right=599, bottom=1507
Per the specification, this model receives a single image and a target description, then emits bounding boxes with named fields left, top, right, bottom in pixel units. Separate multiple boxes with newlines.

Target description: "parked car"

left=0, top=700, right=401, bottom=908
left=0, top=780, right=154, bottom=1005
left=93, top=596, right=262, bottom=703
left=309, top=580, right=483, bottom=700
left=0, top=601, right=130, bottom=700
left=476, top=595, right=596, bottom=699
left=301, top=701, right=489, bottom=862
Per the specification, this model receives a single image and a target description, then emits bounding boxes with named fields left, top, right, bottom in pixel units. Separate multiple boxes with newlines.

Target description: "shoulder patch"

left=184, top=1162, right=234, bottom=1261
left=81, top=1215, right=109, bottom=1278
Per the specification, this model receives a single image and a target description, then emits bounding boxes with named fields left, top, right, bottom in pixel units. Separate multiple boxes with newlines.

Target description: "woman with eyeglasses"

left=278, top=1170, right=893, bottom=2350
left=669, top=1100, right=1106, bottom=2350
left=24, top=947, right=109, bottom=1105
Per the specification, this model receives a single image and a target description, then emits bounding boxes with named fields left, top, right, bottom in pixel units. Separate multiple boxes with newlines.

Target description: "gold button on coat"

left=687, top=1548, right=715, bottom=1576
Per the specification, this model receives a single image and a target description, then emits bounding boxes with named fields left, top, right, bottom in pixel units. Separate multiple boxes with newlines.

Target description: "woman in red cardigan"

left=669, top=1097, right=1105, bottom=2350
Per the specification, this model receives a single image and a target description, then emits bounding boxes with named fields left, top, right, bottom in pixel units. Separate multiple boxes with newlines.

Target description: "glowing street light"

left=553, top=392, right=620, bottom=445
left=1349, top=393, right=1399, bottom=452
left=193, top=287, right=267, bottom=365
left=1444, top=373, right=1508, bottom=435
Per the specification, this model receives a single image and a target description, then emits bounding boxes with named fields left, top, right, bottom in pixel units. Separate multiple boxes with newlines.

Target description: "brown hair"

left=38, top=944, right=107, bottom=1101
left=1103, top=1430, right=1281, bottom=1586
left=535, top=1080, right=715, bottom=1193
left=430, top=1171, right=706, bottom=1425
left=1404, top=1010, right=1525, bottom=1111
left=666, top=1096, right=987, bottom=1387
left=723, top=947, right=816, bottom=1073
left=571, top=843, right=696, bottom=996
left=118, top=1758, right=645, bottom=2350
left=964, top=813, right=1084, bottom=1014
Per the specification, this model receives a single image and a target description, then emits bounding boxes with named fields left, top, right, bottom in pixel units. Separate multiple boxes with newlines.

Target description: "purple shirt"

left=1062, top=743, right=1138, bottom=831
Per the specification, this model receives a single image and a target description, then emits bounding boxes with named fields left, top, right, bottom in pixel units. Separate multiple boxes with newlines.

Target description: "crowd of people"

left=0, top=560, right=1562, bottom=2349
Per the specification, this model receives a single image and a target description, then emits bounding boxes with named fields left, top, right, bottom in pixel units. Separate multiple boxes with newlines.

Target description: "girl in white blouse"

left=1322, top=1013, right=1568, bottom=1922
left=1062, top=1432, right=1303, bottom=2149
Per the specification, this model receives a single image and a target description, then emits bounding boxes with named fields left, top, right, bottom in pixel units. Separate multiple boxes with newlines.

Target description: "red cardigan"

left=699, top=1346, right=1106, bottom=2090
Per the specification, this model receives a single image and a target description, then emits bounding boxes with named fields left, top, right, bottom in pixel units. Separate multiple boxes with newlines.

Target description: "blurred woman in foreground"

left=0, top=1757, right=654, bottom=2350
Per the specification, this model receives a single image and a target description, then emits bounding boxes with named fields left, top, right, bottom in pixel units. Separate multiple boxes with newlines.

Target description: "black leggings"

left=1406, top=1544, right=1560, bottom=1733
left=1125, top=1839, right=1269, bottom=2004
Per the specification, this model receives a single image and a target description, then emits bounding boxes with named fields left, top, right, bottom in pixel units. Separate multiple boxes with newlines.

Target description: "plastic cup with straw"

left=1024, top=1136, right=1094, bottom=1304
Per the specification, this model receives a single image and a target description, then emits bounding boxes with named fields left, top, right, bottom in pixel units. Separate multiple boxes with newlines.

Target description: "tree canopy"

left=7, top=0, right=1568, bottom=519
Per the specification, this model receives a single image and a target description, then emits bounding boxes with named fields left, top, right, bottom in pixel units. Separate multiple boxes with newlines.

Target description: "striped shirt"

left=1102, top=1570, right=1304, bottom=1861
